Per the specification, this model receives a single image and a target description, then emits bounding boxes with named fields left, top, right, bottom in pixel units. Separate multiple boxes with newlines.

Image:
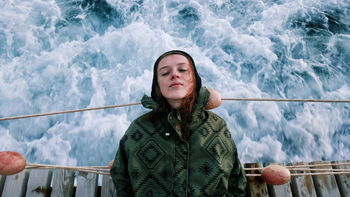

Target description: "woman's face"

left=157, top=54, right=195, bottom=104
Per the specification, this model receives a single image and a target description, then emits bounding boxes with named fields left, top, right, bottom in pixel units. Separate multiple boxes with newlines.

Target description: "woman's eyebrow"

left=177, top=62, right=187, bottom=66
left=158, top=62, right=188, bottom=71
left=158, top=66, right=170, bottom=72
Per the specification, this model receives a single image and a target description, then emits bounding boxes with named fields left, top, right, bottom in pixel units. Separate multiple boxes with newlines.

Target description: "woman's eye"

left=179, top=69, right=187, bottom=72
left=161, top=72, right=170, bottom=76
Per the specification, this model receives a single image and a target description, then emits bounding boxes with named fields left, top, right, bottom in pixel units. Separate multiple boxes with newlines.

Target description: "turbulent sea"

left=0, top=0, right=349, bottom=166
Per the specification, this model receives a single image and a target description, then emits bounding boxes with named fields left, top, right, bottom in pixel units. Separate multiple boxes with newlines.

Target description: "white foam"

left=0, top=0, right=349, bottom=166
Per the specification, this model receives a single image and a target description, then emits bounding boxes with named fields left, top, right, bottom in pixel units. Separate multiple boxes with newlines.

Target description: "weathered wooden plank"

left=1, top=170, right=29, bottom=197
left=311, top=161, right=341, bottom=197
left=0, top=175, right=6, bottom=196
left=267, top=183, right=293, bottom=197
left=25, top=169, right=52, bottom=197
left=265, top=163, right=293, bottom=197
left=332, top=160, right=350, bottom=197
left=50, top=169, right=75, bottom=197
left=289, top=162, right=317, bottom=197
left=75, top=172, right=98, bottom=197
left=101, top=175, right=117, bottom=197
left=245, top=163, right=269, bottom=197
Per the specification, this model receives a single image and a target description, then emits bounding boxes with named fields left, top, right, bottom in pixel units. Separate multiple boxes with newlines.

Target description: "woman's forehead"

left=157, top=54, right=190, bottom=70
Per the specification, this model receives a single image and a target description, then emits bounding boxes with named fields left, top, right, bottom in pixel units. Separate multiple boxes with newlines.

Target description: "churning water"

left=0, top=0, right=349, bottom=166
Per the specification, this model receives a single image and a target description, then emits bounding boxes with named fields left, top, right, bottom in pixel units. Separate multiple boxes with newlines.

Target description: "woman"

left=110, top=50, right=247, bottom=197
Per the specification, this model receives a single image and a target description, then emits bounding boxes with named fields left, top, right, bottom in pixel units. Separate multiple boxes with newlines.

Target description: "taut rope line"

left=243, top=162, right=350, bottom=170
left=0, top=102, right=141, bottom=121
left=222, top=98, right=350, bottom=103
left=0, top=98, right=349, bottom=121
left=24, top=161, right=350, bottom=177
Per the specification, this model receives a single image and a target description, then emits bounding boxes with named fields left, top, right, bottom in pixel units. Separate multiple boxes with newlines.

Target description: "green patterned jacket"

left=110, top=87, right=247, bottom=197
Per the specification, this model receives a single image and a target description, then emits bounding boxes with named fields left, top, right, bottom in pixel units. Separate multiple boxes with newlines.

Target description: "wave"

left=0, top=0, right=349, bottom=165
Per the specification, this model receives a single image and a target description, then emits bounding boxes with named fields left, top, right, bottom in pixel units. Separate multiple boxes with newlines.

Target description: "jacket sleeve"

left=227, top=140, right=247, bottom=197
left=110, top=134, right=134, bottom=197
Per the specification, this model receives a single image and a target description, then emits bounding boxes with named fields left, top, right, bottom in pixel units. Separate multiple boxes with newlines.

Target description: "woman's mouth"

left=170, top=83, right=183, bottom=87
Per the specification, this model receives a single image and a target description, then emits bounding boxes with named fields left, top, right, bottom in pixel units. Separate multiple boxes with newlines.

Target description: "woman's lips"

left=170, top=83, right=183, bottom=87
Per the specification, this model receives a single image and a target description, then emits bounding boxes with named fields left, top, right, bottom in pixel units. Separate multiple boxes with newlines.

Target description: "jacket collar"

left=141, top=94, right=159, bottom=110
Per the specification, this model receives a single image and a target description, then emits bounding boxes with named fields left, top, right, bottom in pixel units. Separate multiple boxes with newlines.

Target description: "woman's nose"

left=171, top=71, right=179, bottom=79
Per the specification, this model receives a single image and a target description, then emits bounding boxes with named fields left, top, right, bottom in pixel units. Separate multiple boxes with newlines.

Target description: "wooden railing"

left=1, top=160, right=349, bottom=197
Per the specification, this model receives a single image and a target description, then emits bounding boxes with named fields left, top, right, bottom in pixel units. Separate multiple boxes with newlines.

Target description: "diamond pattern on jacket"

left=200, top=168, right=225, bottom=195
left=206, top=136, right=228, bottom=163
left=135, top=175, right=170, bottom=197
left=198, top=162, right=213, bottom=176
left=205, top=120, right=218, bottom=133
left=224, top=129, right=231, bottom=138
left=131, top=130, right=143, bottom=141
left=137, top=140, right=165, bottom=169
left=200, top=128, right=209, bottom=137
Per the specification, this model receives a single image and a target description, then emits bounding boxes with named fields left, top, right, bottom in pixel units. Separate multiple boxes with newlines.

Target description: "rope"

left=0, top=102, right=141, bottom=121
left=25, top=163, right=110, bottom=175
left=243, top=161, right=350, bottom=177
left=222, top=98, right=350, bottom=103
left=246, top=171, right=350, bottom=177
left=243, top=161, right=350, bottom=170
left=245, top=168, right=350, bottom=172
left=23, top=162, right=350, bottom=176
left=1, top=98, right=350, bottom=121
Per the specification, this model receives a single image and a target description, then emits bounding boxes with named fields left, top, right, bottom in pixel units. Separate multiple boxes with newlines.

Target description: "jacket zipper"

left=185, top=141, right=189, bottom=197
left=176, top=111, right=181, bottom=121
left=175, top=110, right=189, bottom=197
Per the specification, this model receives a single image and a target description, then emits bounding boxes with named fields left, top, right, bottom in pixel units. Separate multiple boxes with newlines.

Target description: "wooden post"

left=1, top=170, right=29, bottom=197
left=332, top=160, right=350, bottom=197
left=75, top=172, right=98, bottom=197
left=50, top=169, right=75, bottom=197
left=265, top=163, right=293, bottom=197
left=245, top=163, right=269, bottom=197
left=311, top=161, right=341, bottom=197
left=25, top=169, right=52, bottom=197
left=101, top=175, right=117, bottom=197
left=0, top=175, right=6, bottom=196
left=289, top=162, right=317, bottom=197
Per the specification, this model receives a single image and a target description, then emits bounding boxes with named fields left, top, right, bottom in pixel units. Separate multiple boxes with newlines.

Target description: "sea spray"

left=0, top=0, right=349, bottom=165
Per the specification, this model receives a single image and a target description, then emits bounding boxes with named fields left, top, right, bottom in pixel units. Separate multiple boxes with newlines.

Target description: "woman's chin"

left=165, top=96, right=185, bottom=102
left=164, top=92, right=187, bottom=100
